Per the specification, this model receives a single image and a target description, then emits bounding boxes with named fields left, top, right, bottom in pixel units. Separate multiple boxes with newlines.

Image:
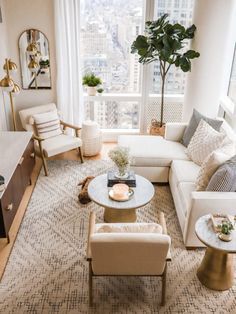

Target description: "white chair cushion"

left=32, top=110, right=62, bottom=139
left=118, top=135, right=189, bottom=167
left=171, top=160, right=200, bottom=184
left=187, top=119, right=225, bottom=166
left=95, top=223, right=163, bottom=234
left=35, top=134, right=82, bottom=157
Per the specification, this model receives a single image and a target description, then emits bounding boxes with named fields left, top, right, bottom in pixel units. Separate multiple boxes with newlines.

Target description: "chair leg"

left=78, top=147, right=84, bottom=163
left=41, top=154, right=48, bottom=176
left=89, top=262, right=93, bottom=306
left=161, top=264, right=167, bottom=306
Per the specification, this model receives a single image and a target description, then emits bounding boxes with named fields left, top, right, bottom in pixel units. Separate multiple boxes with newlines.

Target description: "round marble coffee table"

left=88, top=174, right=155, bottom=223
left=195, top=215, right=236, bottom=291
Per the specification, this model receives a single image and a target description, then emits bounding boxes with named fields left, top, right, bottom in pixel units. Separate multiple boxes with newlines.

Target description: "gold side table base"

left=197, top=247, right=234, bottom=291
left=104, top=207, right=137, bottom=223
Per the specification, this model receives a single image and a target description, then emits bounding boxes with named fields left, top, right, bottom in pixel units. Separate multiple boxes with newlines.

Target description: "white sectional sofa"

left=118, top=121, right=236, bottom=248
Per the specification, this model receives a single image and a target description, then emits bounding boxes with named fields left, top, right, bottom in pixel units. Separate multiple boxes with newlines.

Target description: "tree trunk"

left=160, top=73, right=165, bottom=127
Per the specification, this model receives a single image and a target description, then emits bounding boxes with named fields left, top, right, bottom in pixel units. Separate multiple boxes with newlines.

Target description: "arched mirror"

left=18, top=29, right=51, bottom=89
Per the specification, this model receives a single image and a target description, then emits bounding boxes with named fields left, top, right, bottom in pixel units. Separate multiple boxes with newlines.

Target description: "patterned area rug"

left=0, top=159, right=236, bottom=314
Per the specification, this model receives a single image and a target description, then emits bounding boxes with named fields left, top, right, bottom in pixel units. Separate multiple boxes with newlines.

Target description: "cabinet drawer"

left=0, top=165, right=23, bottom=236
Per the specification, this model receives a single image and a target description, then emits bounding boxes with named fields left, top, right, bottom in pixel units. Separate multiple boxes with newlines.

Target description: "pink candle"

left=112, top=183, right=129, bottom=198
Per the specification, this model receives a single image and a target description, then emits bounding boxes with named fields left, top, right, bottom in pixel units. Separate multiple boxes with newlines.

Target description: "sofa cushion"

left=186, top=119, right=225, bottom=166
left=171, top=160, right=200, bottom=184
left=178, top=182, right=195, bottom=216
left=118, top=135, right=189, bottom=167
left=182, top=109, right=223, bottom=147
left=206, top=155, right=236, bottom=191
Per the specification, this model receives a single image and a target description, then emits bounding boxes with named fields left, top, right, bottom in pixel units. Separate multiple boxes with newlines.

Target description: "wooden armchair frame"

left=33, top=120, right=84, bottom=176
left=87, top=212, right=171, bottom=307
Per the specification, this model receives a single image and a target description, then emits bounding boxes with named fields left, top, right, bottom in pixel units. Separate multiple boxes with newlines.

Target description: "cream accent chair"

left=87, top=212, right=171, bottom=306
left=19, top=103, right=83, bottom=176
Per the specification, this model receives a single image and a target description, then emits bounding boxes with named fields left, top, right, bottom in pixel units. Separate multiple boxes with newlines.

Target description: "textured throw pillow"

left=195, top=151, right=230, bottom=191
left=195, top=137, right=236, bottom=191
left=32, top=110, right=62, bottom=139
left=182, top=109, right=223, bottom=147
left=206, top=155, right=236, bottom=191
left=96, top=223, right=163, bottom=234
left=187, top=119, right=225, bottom=166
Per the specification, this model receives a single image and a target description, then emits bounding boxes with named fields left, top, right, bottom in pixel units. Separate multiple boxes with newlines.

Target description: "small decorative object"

left=78, top=176, right=95, bottom=204
left=108, top=146, right=131, bottom=179
left=218, top=219, right=234, bottom=242
left=82, top=73, right=102, bottom=96
left=210, top=214, right=234, bottom=233
left=148, top=119, right=165, bottom=136
left=131, top=13, right=200, bottom=128
left=107, top=170, right=136, bottom=187
left=0, top=175, right=5, bottom=192
left=97, top=88, right=104, bottom=94
left=109, top=183, right=134, bottom=202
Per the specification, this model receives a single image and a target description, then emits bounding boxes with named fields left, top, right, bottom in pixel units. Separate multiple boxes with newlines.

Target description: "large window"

left=228, top=45, right=236, bottom=104
left=80, top=0, right=143, bottom=93
left=152, top=0, right=194, bottom=94
left=80, top=0, right=195, bottom=129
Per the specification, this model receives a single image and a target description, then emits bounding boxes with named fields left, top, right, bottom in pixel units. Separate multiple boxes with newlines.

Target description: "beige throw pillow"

left=187, top=119, right=225, bottom=166
left=32, top=110, right=62, bottom=139
left=195, top=151, right=230, bottom=191
left=96, top=223, right=163, bottom=234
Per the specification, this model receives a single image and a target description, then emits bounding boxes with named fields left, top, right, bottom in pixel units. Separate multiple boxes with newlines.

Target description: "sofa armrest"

left=164, top=122, right=188, bottom=142
left=183, top=191, right=236, bottom=246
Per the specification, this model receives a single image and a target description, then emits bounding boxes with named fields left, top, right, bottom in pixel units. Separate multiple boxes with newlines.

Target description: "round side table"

left=88, top=174, right=155, bottom=223
left=195, top=215, right=236, bottom=291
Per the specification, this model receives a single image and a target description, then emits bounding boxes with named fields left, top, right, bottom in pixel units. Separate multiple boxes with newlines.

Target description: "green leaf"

left=179, top=57, right=191, bottom=72
left=185, top=24, right=197, bottom=38
left=184, top=50, right=200, bottom=59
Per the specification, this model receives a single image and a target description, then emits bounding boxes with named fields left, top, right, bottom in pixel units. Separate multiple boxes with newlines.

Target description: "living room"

left=0, top=0, right=236, bottom=313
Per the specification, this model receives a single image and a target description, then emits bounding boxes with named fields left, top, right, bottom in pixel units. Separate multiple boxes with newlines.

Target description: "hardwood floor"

left=0, top=143, right=116, bottom=279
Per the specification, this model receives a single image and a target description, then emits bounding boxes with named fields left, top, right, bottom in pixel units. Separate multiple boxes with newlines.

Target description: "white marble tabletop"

left=0, top=131, right=33, bottom=198
left=195, top=214, right=236, bottom=253
left=88, top=174, right=155, bottom=210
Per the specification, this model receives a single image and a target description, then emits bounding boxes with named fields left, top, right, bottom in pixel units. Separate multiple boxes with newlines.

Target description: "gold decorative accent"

left=197, top=247, right=234, bottom=291
left=28, top=59, right=39, bottom=72
left=26, top=42, right=38, bottom=55
left=104, top=207, right=137, bottom=222
left=0, top=58, right=20, bottom=131
left=3, top=59, right=17, bottom=72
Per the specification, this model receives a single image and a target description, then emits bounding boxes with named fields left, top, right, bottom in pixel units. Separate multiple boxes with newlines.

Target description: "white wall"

left=182, top=0, right=236, bottom=122
left=3, top=0, right=56, bottom=130
left=0, top=0, right=9, bottom=130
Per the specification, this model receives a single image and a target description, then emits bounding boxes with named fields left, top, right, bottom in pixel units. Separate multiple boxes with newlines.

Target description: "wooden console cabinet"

left=0, top=132, right=35, bottom=242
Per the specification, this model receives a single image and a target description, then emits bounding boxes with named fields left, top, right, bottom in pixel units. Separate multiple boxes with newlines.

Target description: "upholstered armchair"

left=87, top=212, right=171, bottom=306
left=19, top=103, right=83, bottom=176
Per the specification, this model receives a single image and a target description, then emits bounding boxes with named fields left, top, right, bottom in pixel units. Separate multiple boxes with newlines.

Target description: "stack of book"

left=107, top=171, right=136, bottom=187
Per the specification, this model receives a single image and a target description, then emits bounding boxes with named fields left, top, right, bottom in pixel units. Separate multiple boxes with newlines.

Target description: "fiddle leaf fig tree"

left=131, top=14, right=200, bottom=127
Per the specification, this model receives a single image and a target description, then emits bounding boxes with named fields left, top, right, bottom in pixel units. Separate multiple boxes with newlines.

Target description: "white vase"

left=87, top=86, right=97, bottom=96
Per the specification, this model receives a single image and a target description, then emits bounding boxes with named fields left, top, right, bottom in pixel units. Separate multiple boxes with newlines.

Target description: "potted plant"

left=82, top=73, right=102, bottom=96
left=39, top=59, right=50, bottom=74
left=131, top=13, right=200, bottom=135
left=108, top=146, right=131, bottom=179
left=218, top=220, right=234, bottom=242
left=97, top=88, right=104, bottom=94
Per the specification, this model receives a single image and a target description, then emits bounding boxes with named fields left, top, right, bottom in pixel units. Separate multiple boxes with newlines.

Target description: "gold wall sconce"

left=0, top=59, right=20, bottom=131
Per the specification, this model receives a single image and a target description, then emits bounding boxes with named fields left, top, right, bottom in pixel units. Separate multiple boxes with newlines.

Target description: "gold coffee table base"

left=104, top=207, right=137, bottom=223
left=197, top=247, right=234, bottom=291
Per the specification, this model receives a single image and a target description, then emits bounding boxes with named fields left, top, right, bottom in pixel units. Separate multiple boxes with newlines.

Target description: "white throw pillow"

left=32, top=110, right=62, bottom=139
left=95, top=223, right=163, bottom=234
left=187, top=119, right=225, bottom=166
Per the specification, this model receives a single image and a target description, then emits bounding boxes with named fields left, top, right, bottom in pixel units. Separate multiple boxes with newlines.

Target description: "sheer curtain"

left=54, top=0, right=84, bottom=126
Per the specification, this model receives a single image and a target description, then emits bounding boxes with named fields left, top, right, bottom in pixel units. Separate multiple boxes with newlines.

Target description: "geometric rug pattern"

left=0, top=159, right=235, bottom=314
